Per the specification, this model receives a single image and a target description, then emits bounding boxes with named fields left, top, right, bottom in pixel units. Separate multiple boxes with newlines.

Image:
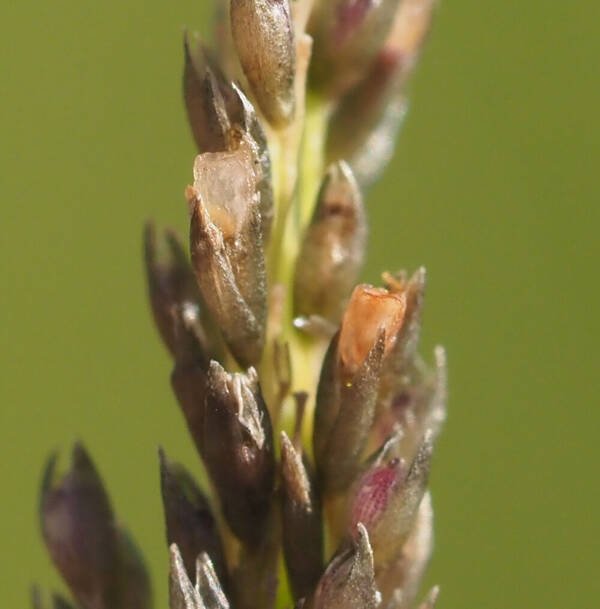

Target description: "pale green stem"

left=266, top=97, right=329, bottom=440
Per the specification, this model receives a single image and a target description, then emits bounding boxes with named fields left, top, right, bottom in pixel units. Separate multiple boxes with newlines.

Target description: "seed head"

left=36, top=0, right=447, bottom=606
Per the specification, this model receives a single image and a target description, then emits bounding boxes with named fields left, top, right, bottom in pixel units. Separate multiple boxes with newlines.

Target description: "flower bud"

left=375, top=492, right=433, bottom=606
left=309, top=523, right=380, bottom=609
left=346, top=96, right=407, bottom=187
left=313, top=330, right=384, bottom=492
left=313, top=285, right=406, bottom=491
left=349, top=431, right=434, bottom=567
left=294, top=162, right=367, bottom=325
left=327, top=0, right=436, bottom=178
left=40, top=444, right=151, bottom=609
left=202, top=361, right=275, bottom=545
left=159, top=449, right=228, bottom=587
left=188, top=143, right=267, bottom=367
left=40, top=444, right=119, bottom=609
left=143, top=223, right=205, bottom=358
left=280, top=432, right=324, bottom=601
left=183, top=33, right=231, bottom=153
left=308, top=0, right=402, bottom=98
left=230, top=0, right=296, bottom=127
left=326, top=55, right=407, bottom=184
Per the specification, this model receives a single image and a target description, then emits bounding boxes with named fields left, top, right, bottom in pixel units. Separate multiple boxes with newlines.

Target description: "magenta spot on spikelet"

left=350, top=459, right=400, bottom=531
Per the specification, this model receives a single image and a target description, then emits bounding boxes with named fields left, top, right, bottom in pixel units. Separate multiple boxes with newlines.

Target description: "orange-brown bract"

left=313, top=285, right=408, bottom=492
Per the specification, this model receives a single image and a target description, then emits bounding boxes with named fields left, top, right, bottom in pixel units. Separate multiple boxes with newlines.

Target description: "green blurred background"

left=2, top=0, right=599, bottom=607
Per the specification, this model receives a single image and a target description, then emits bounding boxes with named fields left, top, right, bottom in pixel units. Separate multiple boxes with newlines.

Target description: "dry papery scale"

left=34, top=0, right=447, bottom=608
